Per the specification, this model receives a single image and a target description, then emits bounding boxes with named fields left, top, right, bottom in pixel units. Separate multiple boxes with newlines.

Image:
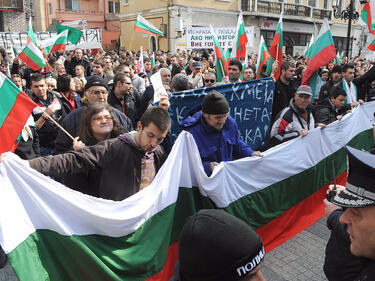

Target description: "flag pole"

left=39, top=108, right=75, bottom=141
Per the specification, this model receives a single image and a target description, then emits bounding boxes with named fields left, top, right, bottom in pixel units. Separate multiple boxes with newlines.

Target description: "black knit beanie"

left=202, top=91, right=229, bottom=114
left=179, top=209, right=265, bottom=281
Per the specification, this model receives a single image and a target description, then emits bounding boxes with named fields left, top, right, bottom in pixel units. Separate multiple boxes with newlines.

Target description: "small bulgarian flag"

left=265, top=13, right=283, bottom=80
left=0, top=72, right=36, bottom=154
left=255, top=35, right=270, bottom=78
left=336, top=51, right=342, bottom=65
left=135, top=14, right=164, bottom=37
left=361, top=0, right=375, bottom=35
left=56, top=25, right=83, bottom=45
left=231, top=11, right=248, bottom=61
left=19, top=40, right=46, bottom=71
left=151, top=52, right=155, bottom=70
left=210, top=25, right=228, bottom=82
left=368, top=38, right=375, bottom=51
left=26, top=17, right=37, bottom=45
left=41, top=30, right=69, bottom=59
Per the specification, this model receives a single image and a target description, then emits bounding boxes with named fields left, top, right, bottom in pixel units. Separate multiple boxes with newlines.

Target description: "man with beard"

left=272, top=61, right=297, bottom=124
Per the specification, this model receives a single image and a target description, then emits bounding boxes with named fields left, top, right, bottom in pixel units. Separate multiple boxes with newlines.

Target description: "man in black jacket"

left=65, top=48, right=92, bottom=78
left=272, top=61, right=297, bottom=124
left=30, top=73, right=67, bottom=156
left=315, top=87, right=350, bottom=125
left=108, top=73, right=141, bottom=127
left=54, top=75, right=133, bottom=154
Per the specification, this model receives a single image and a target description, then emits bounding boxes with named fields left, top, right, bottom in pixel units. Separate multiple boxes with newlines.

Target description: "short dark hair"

left=93, top=59, right=105, bottom=68
left=30, top=73, right=45, bottom=84
left=140, top=107, right=171, bottom=132
left=331, top=65, right=342, bottom=74
left=342, top=63, right=355, bottom=73
left=143, top=57, right=151, bottom=63
left=330, top=86, right=347, bottom=99
left=57, top=74, right=72, bottom=93
left=229, top=59, right=242, bottom=72
left=281, top=61, right=296, bottom=72
left=113, top=73, right=130, bottom=86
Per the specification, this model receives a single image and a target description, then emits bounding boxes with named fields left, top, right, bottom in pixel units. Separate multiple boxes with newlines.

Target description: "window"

left=323, top=0, right=329, bottom=9
left=108, top=1, right=120, bottom=13
left=65, top=0, right=80, bottom=11
left=49, top=3, right=53, bottom=14
left=308, top=0, right=317, bottom=7
left=123, top=0, right=129, bottom=5
left=295, top=0, right=301, bottom=4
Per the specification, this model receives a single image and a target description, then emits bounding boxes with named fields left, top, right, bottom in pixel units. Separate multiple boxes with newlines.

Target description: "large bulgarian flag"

left=255, top=35, right=270, bottom=78
left=41, top=30, right=69, bottom=59
left=0, top=72, right=36, bottom=154
left=1, top=101, right=374, bottom=280
left=360, top=0, right=375, bottom=34
left=302, top=19, right=336, bottom=91
left=210, top=25, right=228, bottom=82
left=135, top=14, right=164, bottom=37
left=231, top=11, right=248, bottom=61
left=265, top=14, right=283, bottom=80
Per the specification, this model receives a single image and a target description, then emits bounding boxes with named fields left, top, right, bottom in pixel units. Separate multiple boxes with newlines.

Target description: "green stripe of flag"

left=0, top=78, right=21, bottom=128
left=22, top=45, right=45, bottom=68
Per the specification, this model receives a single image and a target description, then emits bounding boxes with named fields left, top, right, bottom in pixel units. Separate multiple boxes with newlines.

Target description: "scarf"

left=342, top=78, right=357, bottom=104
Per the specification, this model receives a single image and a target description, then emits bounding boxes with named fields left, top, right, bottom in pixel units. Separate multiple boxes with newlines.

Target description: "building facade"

left=0, top=0, right=31, bottom=32
left=34, top=0, right=121, bottom=49
left=120, top=0, right=366, bottom=56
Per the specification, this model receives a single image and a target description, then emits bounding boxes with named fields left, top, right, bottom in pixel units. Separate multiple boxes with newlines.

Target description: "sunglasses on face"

left=205, top=79, right=215, bottom=83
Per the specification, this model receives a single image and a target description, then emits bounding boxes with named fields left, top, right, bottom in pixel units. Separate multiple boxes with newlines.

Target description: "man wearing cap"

left=179, top=90, right=262, bottom=176
left=55, top=75, right=133, bottom=154
left=170, top=209, right=266, bottom=281
left=327, top=146, right=375, bottom=280
left=270, top=85, right=325, bottom=146
left=187, top=61, right=204, bottom=89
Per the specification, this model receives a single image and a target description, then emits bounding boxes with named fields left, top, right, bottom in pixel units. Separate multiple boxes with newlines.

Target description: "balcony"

left=55, top=9, right=104, bottom=23
left=0, top=0, right=23, bottom=11
left=242, top=0, right=332, bottom=21
left=312, top=7, right=332, bottom=19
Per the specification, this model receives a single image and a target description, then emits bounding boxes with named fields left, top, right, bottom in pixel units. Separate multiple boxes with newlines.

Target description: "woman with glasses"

left=68, top=103, right=124, bottom=196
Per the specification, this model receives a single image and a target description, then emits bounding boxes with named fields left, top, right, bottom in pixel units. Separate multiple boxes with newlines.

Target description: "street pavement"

left=0, top=217, right=331, bottom=281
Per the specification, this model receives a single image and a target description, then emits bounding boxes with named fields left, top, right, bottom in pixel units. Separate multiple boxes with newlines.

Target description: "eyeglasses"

left=92, top=115, right=113, bottom=122
left=89, top=89, right=108, bottom=96
left=205, top=79, right=216, bottom=83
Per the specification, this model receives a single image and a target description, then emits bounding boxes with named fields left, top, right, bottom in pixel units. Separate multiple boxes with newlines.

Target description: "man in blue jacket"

left=179, top=90, right=262, bottom=176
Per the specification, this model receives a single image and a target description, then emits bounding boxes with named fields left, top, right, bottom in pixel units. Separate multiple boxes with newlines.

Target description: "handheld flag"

left=302, top=19, right=336, bottom=98
left=27, top=17, right=37, bottom=45
left=210, top=25, right=228, bottom=82
left=305, top=35, right=314, bottom=63
left=41, top=30, right=69, bottom=59
left=56, top=25, right=83, bottom=45
left=368, top=38, right=375, bottom=51
left=0, top=72, right=36, bottom=153
left=137, top=46, right=145, bottom=73
left=151, top=52, right=155, bottom=70
left=231, top=11, right=248, bottom=61
left=265, top=13, right=283, bottom=80
left=336, top=51, right=342, bottom=65
left=18, top=41, right=46, bottom=71
left=360, top=0, right=375, bottom=34
left=255, top=35, right=270, bottom=78
left=135, top=15, right=164, bottom=37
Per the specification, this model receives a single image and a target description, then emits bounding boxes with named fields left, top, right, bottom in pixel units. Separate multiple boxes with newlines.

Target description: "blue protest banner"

left=169, top=78, right=274, bottom=150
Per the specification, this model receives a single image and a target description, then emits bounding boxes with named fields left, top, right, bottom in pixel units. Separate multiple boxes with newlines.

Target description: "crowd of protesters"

left=1, top=44, right=375, bottom=280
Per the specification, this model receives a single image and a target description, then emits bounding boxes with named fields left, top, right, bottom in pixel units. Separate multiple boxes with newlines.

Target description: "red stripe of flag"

left=0, top=92, right=36, bottom=153
left=256, top=171, right=347, bottom=252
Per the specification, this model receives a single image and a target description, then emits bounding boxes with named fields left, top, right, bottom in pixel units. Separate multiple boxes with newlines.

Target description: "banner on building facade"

left=186, top=26, right=254, bottom=49
left=169, top=78, right=274, bottom=150
left=0, top=29, right=102, bottom=54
